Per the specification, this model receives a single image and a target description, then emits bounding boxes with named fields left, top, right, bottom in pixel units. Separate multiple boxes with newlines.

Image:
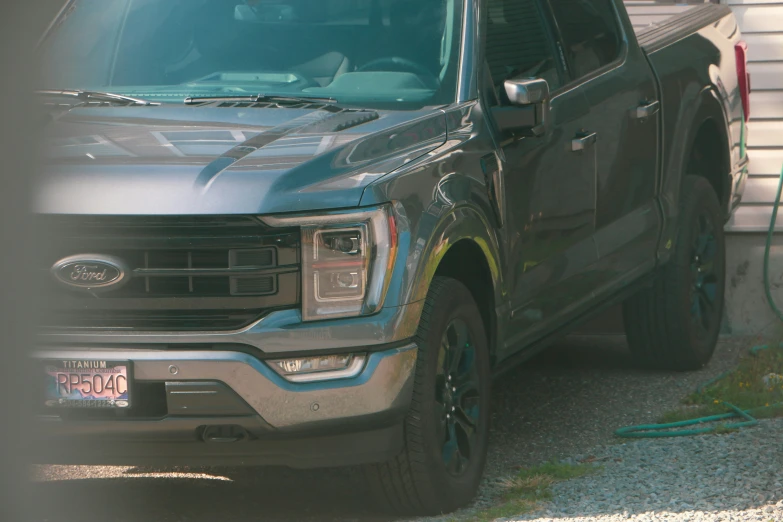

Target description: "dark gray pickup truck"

left=32, top=0, right=749, bottom=514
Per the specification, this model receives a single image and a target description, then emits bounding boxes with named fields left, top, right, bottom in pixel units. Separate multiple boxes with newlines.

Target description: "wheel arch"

left=407, top=206, right=504, bottom=362
left=683, top=91, right=732, bottom=213
left=657, top=86, right=732, bottom=262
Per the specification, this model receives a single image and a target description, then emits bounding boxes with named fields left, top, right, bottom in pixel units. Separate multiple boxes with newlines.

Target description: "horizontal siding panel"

left=748, top=121, right=783, bottom=147
left=623, top=1, right=694, bottom=5
left=623, top=1, right=710, bottom=3
left=751, top=91, right=783, bottom=119
left=748, top=149, right=783, bottom=176
left=732, top=6, right=783, bottom=33
left=727, top=205, right=783, bottom=232
left=747, top=62, right=783, bottom=90
left=745, top=34, right=783, bottom=61
left=739, top=177, right=783, bottom=203
left=728, top=0, right=783, bottom=5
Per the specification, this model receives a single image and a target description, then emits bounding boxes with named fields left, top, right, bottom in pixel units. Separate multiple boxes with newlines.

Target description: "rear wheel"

left=365, top=276, right=490, bottom=515
left=623, top=175, right=726, bottom=370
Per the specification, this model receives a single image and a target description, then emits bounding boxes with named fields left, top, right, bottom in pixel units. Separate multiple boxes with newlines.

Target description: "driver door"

left=482, top=0, right=601, bottom=355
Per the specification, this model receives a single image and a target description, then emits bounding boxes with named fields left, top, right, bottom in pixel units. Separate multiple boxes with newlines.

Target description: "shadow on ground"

left=30, top=466, right=386, bottom=522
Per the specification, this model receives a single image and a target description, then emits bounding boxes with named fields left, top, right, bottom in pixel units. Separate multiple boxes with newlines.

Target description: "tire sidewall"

left=414, top=279, right=491, bottom=509
left=671, top=176, right=726, bottom=363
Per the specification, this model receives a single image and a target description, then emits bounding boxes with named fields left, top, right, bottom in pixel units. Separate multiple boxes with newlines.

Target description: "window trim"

left=476, top=0, right=569, bottom=104
left=457, top=0, right=476, bottom=102
left=543, top=0, right=629, bottom=98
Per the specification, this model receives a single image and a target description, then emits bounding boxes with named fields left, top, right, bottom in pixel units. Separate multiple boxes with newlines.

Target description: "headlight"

left=262, top=204, right=397, bottom=321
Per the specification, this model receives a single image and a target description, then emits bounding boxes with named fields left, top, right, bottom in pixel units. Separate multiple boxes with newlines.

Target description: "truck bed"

left=627, top=0, right=745, bottom=259
left=635, top=3, right=735, bottom=54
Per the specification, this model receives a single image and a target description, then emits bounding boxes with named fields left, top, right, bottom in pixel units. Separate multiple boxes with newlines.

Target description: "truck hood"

left=33, top=104, right=448, bottom=215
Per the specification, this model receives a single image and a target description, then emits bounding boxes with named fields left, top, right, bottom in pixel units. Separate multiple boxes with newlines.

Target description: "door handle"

left=634, top=100, right=660, bottom=119
left=571, top=132, right=597, bottom=152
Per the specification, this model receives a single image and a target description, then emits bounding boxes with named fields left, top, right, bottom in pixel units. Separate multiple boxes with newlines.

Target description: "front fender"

left=407, top=204, right=504, bottom=305
left=361, top=102, right=504, bottom=336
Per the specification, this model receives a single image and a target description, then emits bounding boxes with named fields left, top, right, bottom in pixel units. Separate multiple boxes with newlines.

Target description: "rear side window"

left=548, top=0, right=621, bottom=80
left=484, top=0, right=563, bottom=95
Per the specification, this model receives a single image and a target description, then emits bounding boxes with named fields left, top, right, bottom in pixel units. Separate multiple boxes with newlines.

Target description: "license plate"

left=43, top=360, right=131, bottom=408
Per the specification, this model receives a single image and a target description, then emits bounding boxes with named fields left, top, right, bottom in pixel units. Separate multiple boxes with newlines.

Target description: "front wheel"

left=365, top=276, right=491, bottom=515
left=623, top=175, right=726, bottom=371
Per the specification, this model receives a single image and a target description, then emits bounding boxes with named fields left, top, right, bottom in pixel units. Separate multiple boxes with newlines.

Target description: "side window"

left=548, top=0, right=621, bottom=80
left=484, top=0, right=562, bottom=101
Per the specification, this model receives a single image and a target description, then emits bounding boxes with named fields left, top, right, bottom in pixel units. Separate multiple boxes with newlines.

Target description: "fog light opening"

left=269, top=354, right=366, bottom=383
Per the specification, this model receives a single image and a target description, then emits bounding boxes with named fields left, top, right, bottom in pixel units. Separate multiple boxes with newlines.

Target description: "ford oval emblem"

left=51, top=254, right=129, bottom=292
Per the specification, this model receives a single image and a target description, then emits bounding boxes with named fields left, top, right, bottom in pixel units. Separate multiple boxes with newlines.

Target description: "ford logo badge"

left=51, top=254, right=129, bottom=292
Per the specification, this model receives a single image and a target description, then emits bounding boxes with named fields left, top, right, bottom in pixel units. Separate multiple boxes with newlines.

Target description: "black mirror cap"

left=491, top=105, right=539, bottom=135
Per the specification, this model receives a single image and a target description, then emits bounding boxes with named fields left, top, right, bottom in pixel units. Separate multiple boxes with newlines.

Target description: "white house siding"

left=718, top=0, right=783, bottom=335
left=725, top=0, right=783, bottom=231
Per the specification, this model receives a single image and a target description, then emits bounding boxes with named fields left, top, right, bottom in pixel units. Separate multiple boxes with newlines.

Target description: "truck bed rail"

left=635, top=3, right=735, bottom=54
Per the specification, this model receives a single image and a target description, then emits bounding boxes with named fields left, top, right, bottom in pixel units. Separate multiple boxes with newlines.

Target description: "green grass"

left=528, top=461, right=598, bottom=479
left=459, top=499, right=537, bottom=522
left=657, top=344, right=783, bottom=428
left=463, top=462, right=599, bottom=522
left=658, top=404, right=725, bottom=424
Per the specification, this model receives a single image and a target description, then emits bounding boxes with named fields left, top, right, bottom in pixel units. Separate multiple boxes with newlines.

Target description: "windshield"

left=38, top=0, right=464, bottom=109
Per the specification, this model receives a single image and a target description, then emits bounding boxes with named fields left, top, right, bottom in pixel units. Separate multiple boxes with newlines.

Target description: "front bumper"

left=29, top=343, right=417, bottom=467
left=35, top=303, right=424, bottom=355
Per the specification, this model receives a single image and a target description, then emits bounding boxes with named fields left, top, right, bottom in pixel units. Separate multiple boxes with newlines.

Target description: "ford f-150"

left=31, top=0, right=750, bottom=514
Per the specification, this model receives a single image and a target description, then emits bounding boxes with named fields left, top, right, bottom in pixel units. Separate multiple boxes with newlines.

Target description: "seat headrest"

left=488, top=0, right=533, bottom=26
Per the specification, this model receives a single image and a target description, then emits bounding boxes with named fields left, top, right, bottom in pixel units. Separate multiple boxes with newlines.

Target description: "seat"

left=290, top=51, right=351, bottom=88
left=165, top=0, right=353, bottom=88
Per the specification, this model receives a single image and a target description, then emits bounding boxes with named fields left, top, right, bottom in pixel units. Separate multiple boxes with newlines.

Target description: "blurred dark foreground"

left=0, top=2, right=72, bottom=520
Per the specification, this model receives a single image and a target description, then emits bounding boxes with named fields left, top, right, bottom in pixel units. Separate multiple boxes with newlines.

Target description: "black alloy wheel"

left=366, top=276, right=491, bottom=515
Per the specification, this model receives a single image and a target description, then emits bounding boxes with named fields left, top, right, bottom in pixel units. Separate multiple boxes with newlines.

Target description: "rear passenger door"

left=546, top=0, right=661, bottom=293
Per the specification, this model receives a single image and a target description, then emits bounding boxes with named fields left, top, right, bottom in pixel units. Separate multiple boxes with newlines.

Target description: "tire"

left=365, top=276, right=491, bottom=516
left=623, top=175, right=726, bottom=371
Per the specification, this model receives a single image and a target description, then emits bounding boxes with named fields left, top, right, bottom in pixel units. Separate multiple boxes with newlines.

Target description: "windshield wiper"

left=36, top=89, right=158, bottom=106
left=184, top=94, right=338, bottom=106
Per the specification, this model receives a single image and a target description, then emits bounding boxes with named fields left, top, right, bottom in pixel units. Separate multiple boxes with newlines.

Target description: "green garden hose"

left=764, top=165, right=783, bottom=323
left=615, top=345, right=783, bottom=438
left=615, top=165, right=783, bottom=438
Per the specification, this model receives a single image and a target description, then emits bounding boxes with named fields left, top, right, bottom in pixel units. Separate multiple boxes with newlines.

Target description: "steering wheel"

left=357, top=57, right=436, bottom=82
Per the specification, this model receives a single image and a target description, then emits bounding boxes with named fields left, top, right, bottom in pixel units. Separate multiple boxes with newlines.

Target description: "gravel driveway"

left=511, top=418, right=783, bottom=522
left=30, top=335, right=774, bottom=522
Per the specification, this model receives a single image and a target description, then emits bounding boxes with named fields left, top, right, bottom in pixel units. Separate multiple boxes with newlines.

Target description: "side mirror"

left=491, top=78, right=550, bottom=137
left=504, top=78, right=550, bottom=106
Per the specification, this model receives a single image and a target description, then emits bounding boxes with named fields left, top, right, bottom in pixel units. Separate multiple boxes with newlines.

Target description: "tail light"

left=735, top=41, right=751, bottom=122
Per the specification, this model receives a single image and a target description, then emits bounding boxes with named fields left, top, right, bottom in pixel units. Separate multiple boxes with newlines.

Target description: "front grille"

left=93, top=247, right=279, bottom=298
left=38, top=216, right=300, bottom=331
